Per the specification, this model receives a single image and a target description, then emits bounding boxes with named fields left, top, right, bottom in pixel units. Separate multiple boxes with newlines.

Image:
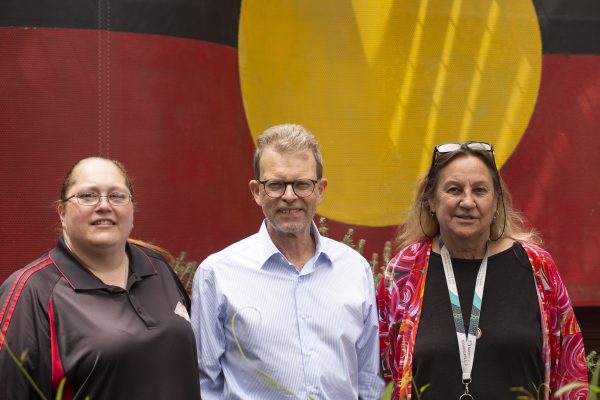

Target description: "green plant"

left=318, top=217, right=392, bottom=288
left=172, top=251, right=198, bottom=294
left=587, top=350, right=600, bottom=375
left=229, top=308, right=308, bottom=399
left=380, top=382, right=394, bottom=399
left=0, top=332, right=90, bottom=400
left=509, top=382, right=549, bottom=399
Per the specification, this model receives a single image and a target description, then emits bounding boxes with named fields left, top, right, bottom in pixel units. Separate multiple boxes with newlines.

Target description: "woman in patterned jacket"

left=377, top=142, right=587, bottom=399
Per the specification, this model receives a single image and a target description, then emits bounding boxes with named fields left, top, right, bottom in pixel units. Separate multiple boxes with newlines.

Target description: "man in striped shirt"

left=191, top=123, right=384, bottom=399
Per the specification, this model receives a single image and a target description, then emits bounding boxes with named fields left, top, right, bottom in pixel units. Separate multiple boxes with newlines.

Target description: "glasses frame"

left=429, top=141, right=495, bottom=173
left=257, top=179, right=319, bottom=198
left=62, top=192, right=133, bottom=206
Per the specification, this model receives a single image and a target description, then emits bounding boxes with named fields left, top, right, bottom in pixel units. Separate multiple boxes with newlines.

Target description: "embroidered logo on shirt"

left=174, top=301, right=191, bottom=322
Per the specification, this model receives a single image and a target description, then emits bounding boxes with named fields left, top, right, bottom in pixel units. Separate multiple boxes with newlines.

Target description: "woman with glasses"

left=0, top=157, right=201, bottom=400
left=377, top=143, right=587, bottom=399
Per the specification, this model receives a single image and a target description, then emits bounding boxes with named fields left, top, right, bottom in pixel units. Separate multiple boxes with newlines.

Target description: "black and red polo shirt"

left=0, top=239, right=201, bottom=400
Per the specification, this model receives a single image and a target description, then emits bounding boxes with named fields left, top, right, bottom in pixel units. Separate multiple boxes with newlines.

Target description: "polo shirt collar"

left=50, top=237, right=157, bottom=290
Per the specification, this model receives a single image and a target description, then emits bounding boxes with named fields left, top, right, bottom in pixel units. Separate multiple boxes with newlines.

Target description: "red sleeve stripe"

left=0, top=257, right=53, bottom=351
left=49, top=296, right=73, bottom=399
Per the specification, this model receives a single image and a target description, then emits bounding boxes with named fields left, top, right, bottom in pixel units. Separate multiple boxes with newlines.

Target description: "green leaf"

left=380, top=382, right=394, bottom=400
left=54, top=378, right=66, bottom=400
left=418, top=383, right=431, bottom=394
left=553, top=382, right=587, bottom=397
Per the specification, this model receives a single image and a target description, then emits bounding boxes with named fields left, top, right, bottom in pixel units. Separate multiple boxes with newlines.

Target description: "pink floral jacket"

left=377, top=238, right=588, bottom=400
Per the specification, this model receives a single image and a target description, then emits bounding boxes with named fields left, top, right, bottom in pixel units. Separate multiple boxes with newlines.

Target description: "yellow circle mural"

left=239, top=0, right=541, bottom=227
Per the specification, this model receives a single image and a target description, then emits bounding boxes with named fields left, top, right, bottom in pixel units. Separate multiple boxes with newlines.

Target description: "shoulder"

left=518, top=240, right=551, bottom=256
left=129, top=243, right=181, bottom=282
left=133, top=244, right=171, bottom=266
left=319, top=236, right=370, bottom=269
left=516, top=241, right=555, bottom=268
left=129, top=243, right=175, bottom=276
left=1, top=252, right=60, bottom=293
left=199, top=233, right=260, bottom=270
left=383, top=239, right=431, bottom=287
left=516, top=241, right=567, bottom=293
left=389, top=239, right=431, bottom=266
left=0, top=251, right=60, bottom=320
left=320, top=236, right=365, bottom=258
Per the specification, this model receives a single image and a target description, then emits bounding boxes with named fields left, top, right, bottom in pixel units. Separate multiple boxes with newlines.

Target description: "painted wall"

left=0, top=0, right=598, bottom=305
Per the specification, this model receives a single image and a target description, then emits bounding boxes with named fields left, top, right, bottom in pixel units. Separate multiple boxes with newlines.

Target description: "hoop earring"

left=490, top=193, right=506, bottom=241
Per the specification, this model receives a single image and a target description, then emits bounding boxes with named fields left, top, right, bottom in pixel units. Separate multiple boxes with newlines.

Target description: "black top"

left=0, top=238, right=201, bottom=400
left=413, top=243, right=544, bottom=399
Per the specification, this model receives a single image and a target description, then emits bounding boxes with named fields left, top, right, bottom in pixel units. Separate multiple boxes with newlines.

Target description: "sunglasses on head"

left=429, top=141, right=496, bottom=172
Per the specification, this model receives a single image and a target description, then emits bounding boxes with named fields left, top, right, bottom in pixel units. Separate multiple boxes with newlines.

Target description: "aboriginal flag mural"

left=0, top=1, right=599, bottom=305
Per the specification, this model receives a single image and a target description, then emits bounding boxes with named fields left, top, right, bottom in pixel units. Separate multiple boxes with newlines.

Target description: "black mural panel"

left=0, top=0, right=240, bottom=46
left=534, top=0, right=600, bottom=54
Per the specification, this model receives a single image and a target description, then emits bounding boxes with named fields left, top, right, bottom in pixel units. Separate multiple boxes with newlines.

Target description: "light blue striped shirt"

left=191, top=221, right=385, bottom=400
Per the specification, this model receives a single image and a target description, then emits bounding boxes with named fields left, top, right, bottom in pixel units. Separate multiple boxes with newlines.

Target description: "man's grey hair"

left=253, top=123, right=323, bottom=179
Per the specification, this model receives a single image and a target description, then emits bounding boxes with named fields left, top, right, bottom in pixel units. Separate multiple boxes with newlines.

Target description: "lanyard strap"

left=440, top=240, right=489, bottom=382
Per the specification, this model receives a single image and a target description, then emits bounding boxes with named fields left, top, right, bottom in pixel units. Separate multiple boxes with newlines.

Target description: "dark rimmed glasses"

left=430, top=141, right=496, bottom=171
left=63, top=191, right=132, bottom=206
left=258, top=179, right=319, bottom=198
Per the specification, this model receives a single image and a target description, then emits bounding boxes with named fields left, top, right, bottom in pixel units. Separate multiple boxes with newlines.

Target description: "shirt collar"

left=50, top=237, right=157, bottom=290
left=256, top=220, right=332, bottom=269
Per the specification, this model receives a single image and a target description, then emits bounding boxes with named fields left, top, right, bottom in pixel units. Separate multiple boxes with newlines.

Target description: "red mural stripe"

left=502, top=53, right=600, bottom=305
left=0, top=26, right=257, bottom=285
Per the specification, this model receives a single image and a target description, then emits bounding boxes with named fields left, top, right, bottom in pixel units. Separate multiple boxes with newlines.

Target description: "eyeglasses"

left=63, top=191, right=132, bottom=206
left=258, top=179, right=319, bottom=198
left=430, top=141, right=495, bottom=171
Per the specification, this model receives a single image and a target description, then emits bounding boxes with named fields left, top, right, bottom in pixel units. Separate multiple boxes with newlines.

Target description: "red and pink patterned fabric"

left=377, top=238, right=588, bottom=400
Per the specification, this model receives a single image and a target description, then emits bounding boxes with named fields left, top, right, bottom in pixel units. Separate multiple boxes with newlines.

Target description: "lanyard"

left=439, top=239, right=489, bottom=400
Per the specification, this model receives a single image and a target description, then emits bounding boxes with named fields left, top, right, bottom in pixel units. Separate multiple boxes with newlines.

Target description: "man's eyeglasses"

left=258, top=179, right=319, bottom=198
left=62, top=192, right=132, bottom=206
left=430, top=141, right=495, bottom=171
